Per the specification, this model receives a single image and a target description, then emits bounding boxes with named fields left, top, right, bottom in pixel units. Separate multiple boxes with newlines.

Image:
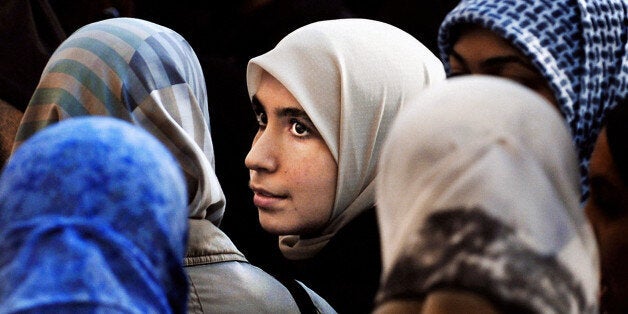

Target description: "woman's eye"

left=590, top=178, right=626, bottom=220
left=290, top=120, right=309, bottom=136
left=594, top=192, right=623, bottom=219
left=256, top=112, right=267, bottom=126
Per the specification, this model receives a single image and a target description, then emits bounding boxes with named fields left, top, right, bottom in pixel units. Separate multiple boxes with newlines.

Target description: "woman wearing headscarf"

left=375, top=76, right=600, bottom=313
left=0, top=117, right=188, bottom=313
left=585, top=101, right=628, bottom=313
left=245, top=18, right=446, bottom=313
left=437, top=0, right=628, bottom=199
left=14, top=17, right=334, bottom=313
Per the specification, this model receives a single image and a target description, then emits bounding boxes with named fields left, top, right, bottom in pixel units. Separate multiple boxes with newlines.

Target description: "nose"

left=245, top=130, right=278, bottom=173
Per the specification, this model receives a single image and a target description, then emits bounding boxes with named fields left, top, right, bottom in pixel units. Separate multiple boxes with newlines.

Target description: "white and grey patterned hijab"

left=247, top=18, right=445, bottom=260
left=376, top=76, right=599, bottom=313
left=438, top=0, right=628, bottom=198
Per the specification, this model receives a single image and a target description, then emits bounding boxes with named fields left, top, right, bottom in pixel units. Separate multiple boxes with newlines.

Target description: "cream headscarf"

left=247, top=18, right=445, bottom=260
left=376, top=76, right=599, bottom=313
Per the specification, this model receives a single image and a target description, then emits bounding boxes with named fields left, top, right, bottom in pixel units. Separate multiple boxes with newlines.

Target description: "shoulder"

left=187, top=261, right=302, bottom=313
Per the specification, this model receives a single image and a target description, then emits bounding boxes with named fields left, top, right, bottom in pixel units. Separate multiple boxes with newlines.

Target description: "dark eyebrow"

left=276, top=107, right=314, bottom=125
left=449, top=50, right=467, bottom=67
left=251, top=95, right=314, bottom=124
left=480, top=55, right=538, bottom=73
left=450, top=49, right=538, bottom=73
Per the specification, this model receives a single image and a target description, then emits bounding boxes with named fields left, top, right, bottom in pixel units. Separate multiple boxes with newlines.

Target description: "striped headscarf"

left=0, top=117, right=188, bottom=313
left=438, top=0, right=628, bottom=197
left=14, top=17, right=225, bottom=225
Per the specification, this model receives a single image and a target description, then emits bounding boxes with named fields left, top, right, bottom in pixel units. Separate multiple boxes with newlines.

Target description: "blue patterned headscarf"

left=0, top=117, right=188, bottom=313
left=438, top=0, right=628, bottom=197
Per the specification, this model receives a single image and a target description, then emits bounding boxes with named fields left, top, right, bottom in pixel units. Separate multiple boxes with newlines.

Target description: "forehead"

left=452, top=27, right=522, bottom=59
left=255, top=72, right=303, bottom=111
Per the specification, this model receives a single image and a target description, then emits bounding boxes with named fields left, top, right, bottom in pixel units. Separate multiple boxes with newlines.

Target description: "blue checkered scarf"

left=439, top=0, right=628, bottom=197
left=0, top=117, right=188, bottom=313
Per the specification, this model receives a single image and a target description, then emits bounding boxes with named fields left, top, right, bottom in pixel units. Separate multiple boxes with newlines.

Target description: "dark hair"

left=605, top=100, right=628, bottom=184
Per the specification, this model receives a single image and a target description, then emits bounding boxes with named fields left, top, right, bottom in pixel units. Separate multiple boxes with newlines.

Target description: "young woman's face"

left=585, top=128, right=628, bottom=313
left=449, top=26, right=559, bottom=111
left=245, top=72, right=337, bottom=235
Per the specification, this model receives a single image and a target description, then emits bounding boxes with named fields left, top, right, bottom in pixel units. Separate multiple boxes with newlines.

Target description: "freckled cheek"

left=283, top=153, right=337, bottom=197
left=285, top=157, right=331, bottom=188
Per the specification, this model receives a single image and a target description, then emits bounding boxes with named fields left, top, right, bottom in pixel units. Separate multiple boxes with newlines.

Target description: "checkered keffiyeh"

left=438, top=0, right=628, bottom=198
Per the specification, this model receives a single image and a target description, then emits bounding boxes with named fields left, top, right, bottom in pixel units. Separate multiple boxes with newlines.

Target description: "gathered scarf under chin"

left=247, top=18, right=446, bottom=260
left=278, top=181, right=376, bottom=260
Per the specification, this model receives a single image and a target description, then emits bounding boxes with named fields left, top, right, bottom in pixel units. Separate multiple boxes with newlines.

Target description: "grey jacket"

left=185, top=219, right=336, bottom=313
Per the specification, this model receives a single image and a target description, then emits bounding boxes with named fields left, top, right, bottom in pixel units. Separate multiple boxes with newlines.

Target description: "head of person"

left=245, top=18, right=445, bottom=259
left=585, top=102, right=628, bottom=313
left=0, top=117, right=188, bottom=312
left=14, top=17, right=225, bottom=226
left=376, top=76, right=599, bottom=313
left=438, top=0, right=628, bottom=197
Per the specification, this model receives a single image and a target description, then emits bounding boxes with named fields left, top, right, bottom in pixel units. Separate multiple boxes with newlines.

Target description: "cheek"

left=595, top=221, right=628, bottom=310
left=284, top=144, right=338, bottom=207
left=599, top=221, right=628, bottom=273
left=288, top=152, right=337, bottom=194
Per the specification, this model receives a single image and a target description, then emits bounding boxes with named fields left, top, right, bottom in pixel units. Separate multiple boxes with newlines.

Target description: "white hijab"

left=376, top=76, right=599, bottom=313
left=247, top=18, right=445, bottom=260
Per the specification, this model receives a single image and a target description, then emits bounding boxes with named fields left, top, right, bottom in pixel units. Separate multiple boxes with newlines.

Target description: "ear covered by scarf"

left=247, top=18, right=446, bottom=259
left=376, top=76, right=599, bottom=313
left=0, top=116, right=188, bottom=313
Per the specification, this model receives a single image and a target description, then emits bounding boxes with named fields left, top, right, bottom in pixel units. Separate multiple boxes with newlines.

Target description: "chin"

left=258, top=211, right=297, bottom=235
left=257, top=210, right=323, bottom=236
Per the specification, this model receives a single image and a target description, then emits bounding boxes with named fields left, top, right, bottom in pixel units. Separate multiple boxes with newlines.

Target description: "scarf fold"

left=0, top=117, right=188, bottom=313
left=247, top=18, right=446, bottom=259
left=376, top=76, right=599, bottom=313
left=438, top=0, right=628, bottom=196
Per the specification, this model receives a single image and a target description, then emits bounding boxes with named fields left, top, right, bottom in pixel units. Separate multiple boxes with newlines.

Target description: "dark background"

left=2, top=0, right=460, bottom=275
